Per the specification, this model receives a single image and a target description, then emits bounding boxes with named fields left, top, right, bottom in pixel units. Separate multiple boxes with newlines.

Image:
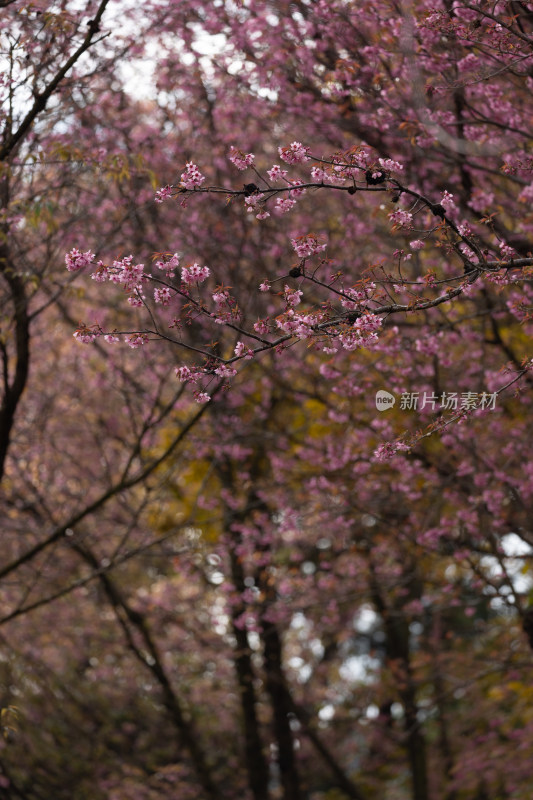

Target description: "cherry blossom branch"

left=66, top=143, right=532, bottom=404
left=462, top=4, right=533, bottom=47
left=0, top=0, right=112, bottom=161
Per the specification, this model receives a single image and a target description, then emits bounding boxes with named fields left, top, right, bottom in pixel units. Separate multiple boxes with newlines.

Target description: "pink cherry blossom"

left=284, top=285, right=303, bottom=307
left=291, top=233, right=327, bottom=258
left=378, top=157, right=403, bottom=172
left=499, top=241, right=516, bottom=260
left=267, top=164, right=288, bottom=181
left=155, top=253, right=179, bottom=277
left=181, top=263, right=210, bottom=285
left=388, top=209, right=413, bottom=228
left=154, top=287, right=172, bottom=305
left=274, top=197, right=296, bottom=214
left=175, top=366, right=192, bottom=382
left=441, top=190, right=456, bottom=212
left=214, top=364, right=237, bottom=378
left=234, top=342, right=254, bottom=359
left=278, top=141, right=310, bottom=164
left=154, top=185, right=173, bottom=203
left=244, top=192, right=265, bottom=212
left=65, top=248, right=95, bottom=272
left=180, top=161, right=205, bottom=189
left=228, top=146, right=255, bottom=170
left=125, top=334, right=148, bottom=348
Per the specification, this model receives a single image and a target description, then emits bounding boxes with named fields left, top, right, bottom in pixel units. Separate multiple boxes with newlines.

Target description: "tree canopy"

left=1, top=2, right=533, bottom=799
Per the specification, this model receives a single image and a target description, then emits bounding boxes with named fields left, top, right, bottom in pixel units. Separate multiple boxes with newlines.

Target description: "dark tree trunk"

left=0, top=175, right=30, bottom=483
left=370, top=564, right=429, bottom=800
left=228, top=539, right=271, bottom=800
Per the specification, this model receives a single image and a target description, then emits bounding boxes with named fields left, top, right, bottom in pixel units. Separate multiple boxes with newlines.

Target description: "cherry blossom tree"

left=2, top=2, right=533, bottom=800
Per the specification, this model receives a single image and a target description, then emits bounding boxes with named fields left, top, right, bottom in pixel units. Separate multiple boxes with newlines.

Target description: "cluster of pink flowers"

left=356, top=312, right=383, bottom=334
left=65, top=249, right=95, bottom=272
left=488, top=270, right=513, bottom=286
left=104, top=256, right=146, bottom=293
left=154, top=185, right=173, bottom=203
left=267, top=164, right=288, bottom=181
left=338, top=329, right=363, bottom=351
left=176, top=360, right=238, bottom=398
left=410, top=239, right=425, bottom=250
left=291, top=233, right=327, bottom=258
left=276, top=309, right=321, bottom=339
left=74, top=325, right=122, bottom=346
left=180, top=162, right=205, bottom=189
left=392, top=249, right=412, bottom=261
left=214, top=364, right=237, bottom=378
left=85, top=255, right=147, bottom=303
left=125, top=334, right=148, bottom=348
left=388, top=209, right=413, bottom=228
left=274, top=197, right=296, bottom=214
left=374, top=441, right=410, bottom=461
left=284, top=285, right=303, bottom=307
left=212, top=291, right=229, bottom=305
left=244, top=192, right=269, bottom=219
left=310, top=165, right=345, bottom=184
left=155, top=253, right=179, bottom=278
left=181, top=263, right=210, bottom=285
left=127, top=288, right=145, bottom=307
left=74, top=328, right=98, bottom=343
left=441, top=190, right=456, bottom=212
left=340, top=285, right=374, bottom=310
left=339, top=313, right=382, bottom=351
left=175, top=365, right=203, bottom=383
left=253, top=318, right=271, bottom=334
left=176, top=366, right=192, bottom=382
left=310, top=165, right=327, bottom=182
left=244, top=192, right=265, bottom=212
left=211, top=291, right=239, bottom=325
left=229, top=146, right=255, bottom=170
left=499, top=241, right=516, bottom=260
left=459, top=243, right=479, bottom=263
left=154, top=287, right=172, bottom=305
left=234, top=341, right=254, bottom=359
left=378, top=157, right=403, bottom=172
left=91, top=262, right=110, bottom=282
left=278, top=141, right=310, bottom=164
left=288, top=179, right=306, bottom=198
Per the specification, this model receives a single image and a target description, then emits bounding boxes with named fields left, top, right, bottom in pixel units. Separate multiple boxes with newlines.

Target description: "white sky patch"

left=339, top=654, right=380, bottom=684
left=502, top=532, right=532, bottom=558
left=353, top=605, right=378, bottom=633
left=118, top=20, right=279, bottom=106
left=290, top=612, right=307, bottom=630
left=192, top=32, right=228, bottom=57
left=318, top=703, right=335, bottom=721
left=480, top=532, right=533, bottom=600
